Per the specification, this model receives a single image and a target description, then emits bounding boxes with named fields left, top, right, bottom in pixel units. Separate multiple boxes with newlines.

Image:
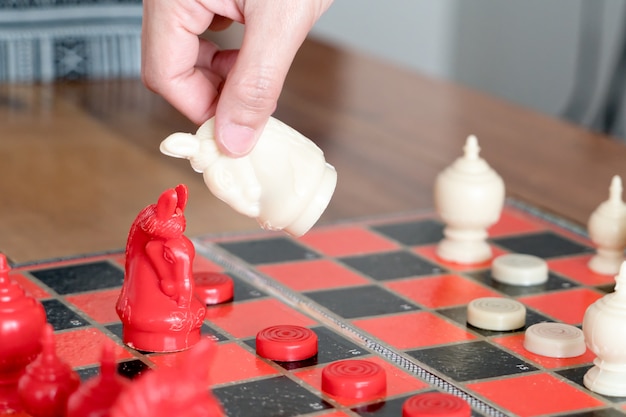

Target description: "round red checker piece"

left=194, top=272, right=234, bottom=304
left=321, top=359, right=386, bottom=400
left=402, top=392, right=471, bottom=417
left=256, top=325, right=318, bottom=362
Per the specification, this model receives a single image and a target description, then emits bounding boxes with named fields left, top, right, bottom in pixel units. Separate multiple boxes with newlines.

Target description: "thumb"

left=214, top=1, right=328, bottom=157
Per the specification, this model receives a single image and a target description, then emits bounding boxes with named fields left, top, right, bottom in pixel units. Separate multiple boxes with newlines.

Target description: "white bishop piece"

left=434, top=135, right=505, bottom=264
left=583, top=261, right=626, bottom=396
left=587, top=175, right=626, bottom=275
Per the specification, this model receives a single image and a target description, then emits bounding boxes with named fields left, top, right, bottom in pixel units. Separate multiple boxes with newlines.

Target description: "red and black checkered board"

left=6, top=202, right=625, bottom=417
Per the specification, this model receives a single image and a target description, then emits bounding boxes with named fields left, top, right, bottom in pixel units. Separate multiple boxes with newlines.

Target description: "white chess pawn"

left=587, top=175, right=626, bottom=275
left=160, top=117, right=337, bottom=237
left=583, top=261, right=626, bottom=396
left=434, top=135, right=505, bottom=264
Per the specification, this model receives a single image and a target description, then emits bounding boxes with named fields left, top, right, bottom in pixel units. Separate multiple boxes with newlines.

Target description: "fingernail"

left=220, top=123, right=256, bottom=156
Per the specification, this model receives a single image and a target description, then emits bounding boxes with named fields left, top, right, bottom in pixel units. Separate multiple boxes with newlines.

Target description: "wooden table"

left=1, top=38, right=625, bottom=263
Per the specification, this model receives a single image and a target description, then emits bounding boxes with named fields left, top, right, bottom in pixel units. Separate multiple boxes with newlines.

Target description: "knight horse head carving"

left=116, top=184, right=206, bottom=353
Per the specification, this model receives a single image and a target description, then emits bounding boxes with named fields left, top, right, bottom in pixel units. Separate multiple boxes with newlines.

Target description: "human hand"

left=141, top=0, right=333, bottom=157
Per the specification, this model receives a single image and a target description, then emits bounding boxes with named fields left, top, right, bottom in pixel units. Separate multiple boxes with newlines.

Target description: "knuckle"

left=233, top=70, right=280, bottom=113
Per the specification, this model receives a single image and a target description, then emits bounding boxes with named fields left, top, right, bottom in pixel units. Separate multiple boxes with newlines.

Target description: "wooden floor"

left=2, top=38, right=626, bottom=263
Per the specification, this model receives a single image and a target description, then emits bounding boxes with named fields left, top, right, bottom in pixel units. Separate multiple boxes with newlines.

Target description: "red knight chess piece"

left=116, top=184, right=206, bottom=352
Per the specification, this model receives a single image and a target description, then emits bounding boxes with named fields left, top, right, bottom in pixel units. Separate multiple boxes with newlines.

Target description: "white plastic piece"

left=587, top=175, right=626, bottom=275
left=160, top=117, right=337, bottom=237
left=523, top=322, right=585, bottom=358
left=492, top=254, right=549, bottom=286
left=466, top=297, right=525, bottom=331
left=434, top=135, right=505, bottom=264
left=583, top=261, right=626, bottom=396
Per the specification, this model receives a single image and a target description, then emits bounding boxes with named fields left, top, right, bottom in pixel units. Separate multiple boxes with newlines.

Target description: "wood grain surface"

left=1, top=38, right=624, bottom=263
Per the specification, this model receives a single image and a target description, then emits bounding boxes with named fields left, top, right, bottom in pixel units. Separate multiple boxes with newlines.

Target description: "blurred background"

left=3, top=0, right=626, bottom=138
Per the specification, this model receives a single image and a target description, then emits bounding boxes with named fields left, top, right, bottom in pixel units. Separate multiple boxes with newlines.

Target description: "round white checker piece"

left=524, top=322, right=586, bottom=358
left=492, top=253, right=549, bottom=286
left=467, top=297, right=526, bottom=331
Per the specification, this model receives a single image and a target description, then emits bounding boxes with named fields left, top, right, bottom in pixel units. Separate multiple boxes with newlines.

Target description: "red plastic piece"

left=109, top=337, right=224, bottom=417
left=0, top=253, right=47, bottom=414
left=321, top=359, right=386, bottom=400
left=66, top=339, right=131, bottom=417
left=402, top=392, right=471, bottom=417
left=256, top=325, right=318, bottom=362
left=17, top=324, right=81, bottom=417
left=116, top=184, right=206, bottom=353
left=194, top=272, right=234, bottom=305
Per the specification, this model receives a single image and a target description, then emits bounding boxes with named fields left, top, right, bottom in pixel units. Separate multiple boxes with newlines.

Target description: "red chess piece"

left=109, top=338, right=224, bottom=417
left=0, top=253, right=47, bottom=413
left=66, top=340, right=131, bottom=417
left=116, top=184, right=206, bottom=352
left=17, top=324, right=80, bottom=417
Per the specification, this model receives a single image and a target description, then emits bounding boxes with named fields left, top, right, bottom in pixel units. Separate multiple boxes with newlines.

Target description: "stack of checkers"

left=467, top=253, right=586, bottom=358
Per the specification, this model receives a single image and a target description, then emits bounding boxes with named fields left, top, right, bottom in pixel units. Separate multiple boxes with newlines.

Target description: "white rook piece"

left=160, top=117, right=337, bottom=237
left=587, top=175, right=626, bottom=275
left=583, top=261, right=626, bottom=396
left=434, top=135, right=505, bottom=264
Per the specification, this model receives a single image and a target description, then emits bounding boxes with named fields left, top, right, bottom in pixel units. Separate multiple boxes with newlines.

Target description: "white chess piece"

left=587, top=175, right=626, bottom=275
left=583, top=261, right=626, bottom=396
left=160, top=117, right=337, bottom=237
left=434, top=135, right=505, bottom=264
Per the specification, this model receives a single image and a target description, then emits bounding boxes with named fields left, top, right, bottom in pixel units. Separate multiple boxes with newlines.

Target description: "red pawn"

left=0, top=253, right=47, bottom=413
left=17, top=324, right=80, bottom=417
left=66, top=340, right=131, bottom=417
left=116, top=184, right=206, bottom=353
left=109, top=338, right=224, bottom=417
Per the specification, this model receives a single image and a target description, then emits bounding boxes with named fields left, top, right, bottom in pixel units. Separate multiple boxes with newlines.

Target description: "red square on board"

left=205, top=298, right=317, bottom=339
left=55, top=327, right=133, bottom=368
left=548, top=255, right=616, bottom=286
left=149, top=341, right=278, bottom=385
left=488, top=208, right=546, bottom=237
left=11, top=273, right=50, bottom=299
left=466, top=373, right=604, bottom=417
left=258, top=259, right=370, bottom=292
left=295, top=356, right=428, bottom=407
left=519, top=288, right=603, bottom=325
left=352, top=311, right=476, bottom=350
left=297, top=226, right=399, bottom=257
left=414, top=245, right=508, bottom=272
left=492, top=333, right=595, bottom=369
left=385, top=274, right=500, bottom=309
left=66, top=289, right=120, bottom=323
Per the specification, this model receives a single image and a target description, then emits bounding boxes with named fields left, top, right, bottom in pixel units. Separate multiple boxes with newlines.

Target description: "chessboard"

left=4, top=202, right=624, bottom=417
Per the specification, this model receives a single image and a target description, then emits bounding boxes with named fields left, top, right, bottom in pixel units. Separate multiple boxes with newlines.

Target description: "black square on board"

left=407, top=341, right=536, bottom=382
left=491, top=231, right=591, bottom=259
left=31, top=261, right=124, bottom=294
left=77, top=359, right=150, bottom=381
left=340, top=250, right=443, bottom=281
left=244, top=326, right=368, bottom=370
left=218, top=237, right=319, bottom=264
left=214, top=375, right=332, bottom=417
left=229, top=273, right=267, bottom=301
left=105, top=323, right=123, bottom=339
left=467, top=269, right=578, bottom=297
left=304, top=285, right=419, bottom=319
left=42, top=299, right=90, bottom=331
left=372, top=219, right=444, bottom=246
